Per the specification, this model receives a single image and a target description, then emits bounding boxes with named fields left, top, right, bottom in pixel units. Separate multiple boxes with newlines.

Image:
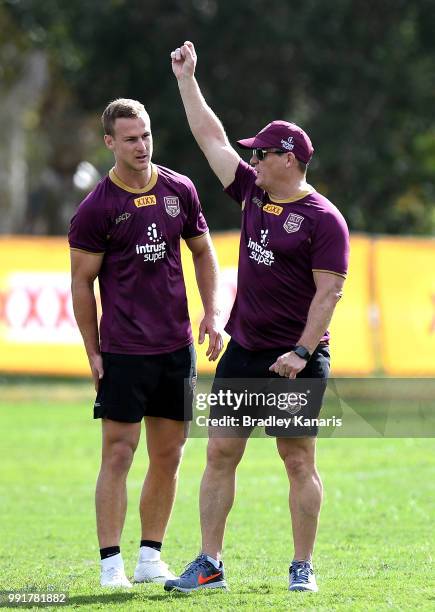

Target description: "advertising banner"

left=2, top=233, right=429, bottom=377
left=374, top=238, right=435, bottom=375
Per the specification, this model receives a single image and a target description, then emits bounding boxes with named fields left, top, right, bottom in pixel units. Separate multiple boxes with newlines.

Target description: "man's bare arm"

left=269, top=271, right=345, bottom=378
left=171, top=41, right=240, bottom=188
left=70, top=249, right=104, bottom=389
left=297, top=271, right=345, bottom=353
left=185, top=233, right=223, bottom=361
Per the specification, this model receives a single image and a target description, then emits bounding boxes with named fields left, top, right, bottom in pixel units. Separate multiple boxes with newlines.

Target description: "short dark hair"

left=102, top=98, right=148, bottom=136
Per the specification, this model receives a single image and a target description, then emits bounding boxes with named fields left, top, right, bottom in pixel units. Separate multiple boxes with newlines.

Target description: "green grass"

left=0, top=385, right=434, bottom=611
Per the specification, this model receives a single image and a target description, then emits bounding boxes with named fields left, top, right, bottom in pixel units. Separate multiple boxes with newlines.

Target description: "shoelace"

left=180, top=555, right=210, bottom=578
left=291, top=562, right=312, bottom=583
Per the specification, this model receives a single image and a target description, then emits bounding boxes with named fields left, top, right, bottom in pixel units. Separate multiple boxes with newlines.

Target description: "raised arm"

left=171, top=41, right=240, bottom=188
left=70, top=249, right=104, bottom=389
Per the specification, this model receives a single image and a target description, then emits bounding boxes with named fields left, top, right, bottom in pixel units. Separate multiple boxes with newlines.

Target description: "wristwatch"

left=293, top=345, right=312, bottom=361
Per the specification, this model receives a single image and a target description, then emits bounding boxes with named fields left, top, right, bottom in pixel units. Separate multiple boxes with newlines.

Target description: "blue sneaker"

left=164, top=553, right=227, bottom=593
left=289, top=560, right=318, bottom=592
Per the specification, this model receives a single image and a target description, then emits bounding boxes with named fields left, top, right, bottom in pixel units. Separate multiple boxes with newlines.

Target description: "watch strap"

left=293, top=345, right=311, bottom=361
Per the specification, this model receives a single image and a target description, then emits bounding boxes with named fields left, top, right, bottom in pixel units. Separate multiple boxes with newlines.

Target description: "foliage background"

left=0, top=0, right=434, bottom=234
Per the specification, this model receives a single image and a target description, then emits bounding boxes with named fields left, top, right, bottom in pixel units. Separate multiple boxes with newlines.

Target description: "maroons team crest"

left=164, top=196, right=180, bottom=217
left=283, top=212, right=304, bottom=233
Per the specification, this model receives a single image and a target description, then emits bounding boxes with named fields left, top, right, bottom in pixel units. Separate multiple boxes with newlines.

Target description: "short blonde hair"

left=102, top=98, right=149, bottom=136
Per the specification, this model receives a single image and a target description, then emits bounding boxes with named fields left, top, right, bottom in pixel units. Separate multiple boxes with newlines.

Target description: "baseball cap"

left=237, top=120, right=314, bottom=164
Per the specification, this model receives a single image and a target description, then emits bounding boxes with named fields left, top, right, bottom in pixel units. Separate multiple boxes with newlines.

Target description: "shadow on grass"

left=67, top=592, right=172, bottom=605
left=67, top=589, right=232, bottom=606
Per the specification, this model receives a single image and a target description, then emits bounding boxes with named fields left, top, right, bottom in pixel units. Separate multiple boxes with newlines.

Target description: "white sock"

left=139, top=546, right=160, bottom=562
left=101, top=553, right=123, bottom=570
left=206, top=555, right=220, bottom=569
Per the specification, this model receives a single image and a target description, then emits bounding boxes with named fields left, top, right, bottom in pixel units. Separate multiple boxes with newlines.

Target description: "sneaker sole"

left=134, top=575, right=176, bottom=584
left=164, top=580, right=227, bottom=594
left=289, top=585, right=318, bottom=592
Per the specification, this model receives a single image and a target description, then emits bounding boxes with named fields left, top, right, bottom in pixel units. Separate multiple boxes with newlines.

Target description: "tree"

left=2, top=0, right=435, bottom=234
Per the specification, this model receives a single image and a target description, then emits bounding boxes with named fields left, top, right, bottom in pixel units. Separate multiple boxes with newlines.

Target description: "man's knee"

left=103, top=440, right=136, bottom=474
left=148, top=439, right=186, bottom=474
left=284, top=454, right=314, bottom=479
left=206, top=439, right=245, bottom=472
left=278, top=443, right=316, bottom=480
left=101, top=420, right=141, bottom=475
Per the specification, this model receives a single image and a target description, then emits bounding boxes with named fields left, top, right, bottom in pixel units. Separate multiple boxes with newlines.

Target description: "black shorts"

left=94, top=344, right=196, bottom=423
left=210, top=339, right=330, bottom=437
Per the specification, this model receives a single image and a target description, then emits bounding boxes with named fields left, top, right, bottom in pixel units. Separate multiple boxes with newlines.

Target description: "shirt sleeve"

left=181, top=179, right=209, bottom=239
left=224, top=159, right=257, bottom=207
left=68, top=192, right=111, bottom=253
left=311, top=208, right=350, bottom=277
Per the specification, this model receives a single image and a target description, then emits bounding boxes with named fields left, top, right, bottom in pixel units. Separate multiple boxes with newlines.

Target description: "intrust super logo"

left=134, top=195, right=156, bottom=208
left=247, top=233, right=275, bottom=266
left=136, top=223, right=166, bottom=263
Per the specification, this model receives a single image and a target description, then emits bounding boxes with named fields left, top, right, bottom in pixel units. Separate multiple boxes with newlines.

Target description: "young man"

left=165, top=42, right=349, bottom=593
left=69, top=98, right=222, bottom=588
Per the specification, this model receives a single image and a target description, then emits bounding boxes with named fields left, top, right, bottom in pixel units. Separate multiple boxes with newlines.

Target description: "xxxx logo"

left=263, top=204, right=283, bottom=216
left=134, top=195, right=156, bottom=208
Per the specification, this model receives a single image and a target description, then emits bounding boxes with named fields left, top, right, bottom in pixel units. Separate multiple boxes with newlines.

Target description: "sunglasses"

left=252, top=148, right=287, bottom=161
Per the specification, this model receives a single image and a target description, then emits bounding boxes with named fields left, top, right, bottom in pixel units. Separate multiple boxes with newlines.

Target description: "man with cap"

left=165, top=41, right=349, bottom=594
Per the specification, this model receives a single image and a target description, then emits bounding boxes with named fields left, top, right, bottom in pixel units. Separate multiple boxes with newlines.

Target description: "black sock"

left=100, top=545, right=120, bottom=560
left=140, top=540, right=162, bottom=552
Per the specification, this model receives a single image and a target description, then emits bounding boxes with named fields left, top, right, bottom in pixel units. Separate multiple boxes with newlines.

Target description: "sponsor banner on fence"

left=0, top=238, right=89, bottom=375
left=328, top=235, right=374, bottom=374
left=0, top=232, right=415, bottom=377
left=374, top=238, right=435, bottom=375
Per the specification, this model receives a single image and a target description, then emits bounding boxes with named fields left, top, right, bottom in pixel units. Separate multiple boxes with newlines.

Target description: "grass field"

left=0, top=382, right=434, bottom=611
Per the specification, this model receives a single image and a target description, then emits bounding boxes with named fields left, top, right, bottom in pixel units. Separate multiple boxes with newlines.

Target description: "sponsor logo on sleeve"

left=283, top=212, right=304, bottom=233
left=134, top=195, right=157, bottom=208
left=164, top=196, right=180, bottom=217
left=263, top=204, right=283, bottom=216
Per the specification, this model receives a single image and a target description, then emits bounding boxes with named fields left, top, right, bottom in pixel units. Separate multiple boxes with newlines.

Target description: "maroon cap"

left=237, top=120, right=314, bottom=164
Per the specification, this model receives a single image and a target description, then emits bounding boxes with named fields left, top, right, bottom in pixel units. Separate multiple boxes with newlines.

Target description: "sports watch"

left=293, top=345, right=312, bottom=361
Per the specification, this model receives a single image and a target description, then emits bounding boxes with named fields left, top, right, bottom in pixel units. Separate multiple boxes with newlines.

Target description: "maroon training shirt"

left=224, top=160, right=350, bottom=350
left=68, top=164, right=208, bottom=354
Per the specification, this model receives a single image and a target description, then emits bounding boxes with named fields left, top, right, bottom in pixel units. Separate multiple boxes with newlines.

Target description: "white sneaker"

left=100, top=566, right=132, bottom=588
left=289, top=560, right=318, bottom=592
left=134, top=559, right=178, bottom=584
